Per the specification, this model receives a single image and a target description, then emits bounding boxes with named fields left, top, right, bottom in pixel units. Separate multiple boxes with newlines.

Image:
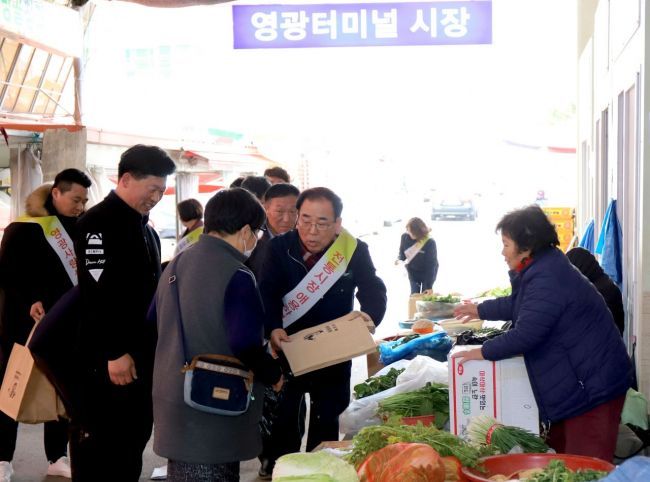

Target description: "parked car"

left=431, top=198, right=477, bottom=221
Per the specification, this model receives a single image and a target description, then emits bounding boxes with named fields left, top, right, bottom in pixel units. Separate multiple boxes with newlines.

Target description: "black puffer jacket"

left=566, top=247, right=624, bottom=335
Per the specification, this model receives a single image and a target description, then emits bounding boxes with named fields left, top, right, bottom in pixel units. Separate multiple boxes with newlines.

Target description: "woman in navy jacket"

left=453, top=205, right=632, bottom=462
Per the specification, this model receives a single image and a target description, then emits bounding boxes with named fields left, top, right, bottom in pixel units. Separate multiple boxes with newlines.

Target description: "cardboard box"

left=282, top=313, right=376, bottom=376
left=312, top=440, right=353, bottom=452
left=408, top=290, right=434, bottom=319
left=448, top=345, right=539, bottom=438
left=542, top=207, right=574, bottom=219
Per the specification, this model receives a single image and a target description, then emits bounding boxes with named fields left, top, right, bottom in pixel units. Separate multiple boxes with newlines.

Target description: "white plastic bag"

left=339, top=356, right=448, bottom=436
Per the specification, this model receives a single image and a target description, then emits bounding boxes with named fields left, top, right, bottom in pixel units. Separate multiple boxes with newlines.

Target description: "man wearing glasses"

left=258, top=187, right=387, bottom=476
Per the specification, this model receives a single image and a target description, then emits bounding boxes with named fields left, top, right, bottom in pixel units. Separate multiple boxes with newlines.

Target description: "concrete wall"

left=41, top=128, right=87, bottom=182
left=578, top=0, right=650, bottom=397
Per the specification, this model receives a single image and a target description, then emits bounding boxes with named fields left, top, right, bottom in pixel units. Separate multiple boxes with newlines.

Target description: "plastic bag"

left=379, top=331, right=452, bottom=365
left=621, top=388, right=649, bottom=430
left=357, top=443, right=445, bottom=482
left=339, top=356, right=448, bottom=436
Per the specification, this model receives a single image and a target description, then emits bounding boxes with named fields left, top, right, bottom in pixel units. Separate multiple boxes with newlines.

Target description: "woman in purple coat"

left=453, top=205, right=632, bottom=462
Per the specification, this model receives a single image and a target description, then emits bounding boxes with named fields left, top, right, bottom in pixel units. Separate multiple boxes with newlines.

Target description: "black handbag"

left=168, top=263, right=254, bottom=416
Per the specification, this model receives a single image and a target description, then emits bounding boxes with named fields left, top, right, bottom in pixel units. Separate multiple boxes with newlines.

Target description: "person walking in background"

left=566, top=247, right=625, bottom=335
left=72, top=145, right=176, bottom=481
left=152, top=188, right=283, bottom=482
left=453, top=205, right=632, bottom=462
left=0, top=169, right=91, bottom=482
left=173, top=198, right=204, bottom=256
left=396, top=217, right=438, bottom=294
left=264, top=166, right=290, bottom=184
left=258, top=187, right=387, bottom=475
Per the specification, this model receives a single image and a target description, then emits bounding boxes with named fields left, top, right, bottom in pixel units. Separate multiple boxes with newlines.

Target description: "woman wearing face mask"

left=452, top=205, right=632, bottom=463
left=152, top=188, right=283, bottom=482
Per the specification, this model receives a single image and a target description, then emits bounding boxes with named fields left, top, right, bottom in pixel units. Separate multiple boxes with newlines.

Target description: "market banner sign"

left=232, top=1, right=492, bottom=49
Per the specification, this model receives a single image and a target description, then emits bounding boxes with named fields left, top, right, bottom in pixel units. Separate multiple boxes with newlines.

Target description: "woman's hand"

left=454, top=302, right=479, bottom=321
left=450, top=347, right=484, bottom=365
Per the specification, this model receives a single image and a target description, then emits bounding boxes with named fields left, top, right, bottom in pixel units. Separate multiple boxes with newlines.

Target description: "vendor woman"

left=453, top=205, right=632, bottom=462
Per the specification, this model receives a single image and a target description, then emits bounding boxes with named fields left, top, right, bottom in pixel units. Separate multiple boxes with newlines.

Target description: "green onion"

left=467, top=415, right=549, bottom=454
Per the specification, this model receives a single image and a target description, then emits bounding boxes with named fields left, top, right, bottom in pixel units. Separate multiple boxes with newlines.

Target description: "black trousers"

left=0, top=411, right=69, bottom=463
left=408, top=273, right=434, bottom=294
left=69, top=371, right=153, bottom=482
left=266, top=363, right=351, bottom=462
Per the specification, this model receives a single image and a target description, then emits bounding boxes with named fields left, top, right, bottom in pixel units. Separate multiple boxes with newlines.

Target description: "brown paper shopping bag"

left=0, top=340, right=60, bottom=423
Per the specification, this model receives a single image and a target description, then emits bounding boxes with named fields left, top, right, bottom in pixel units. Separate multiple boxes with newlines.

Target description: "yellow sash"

left=17, top=216, right=78, bottom=285
left=174, top=226, right=203, bottom=256
left=404, top=235, right=429, bottom=265
left=282, top=229, right=357, bottom=328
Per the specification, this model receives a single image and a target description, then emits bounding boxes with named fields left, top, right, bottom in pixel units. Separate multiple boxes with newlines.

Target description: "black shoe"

left=258, top=458, right=274, bottom=480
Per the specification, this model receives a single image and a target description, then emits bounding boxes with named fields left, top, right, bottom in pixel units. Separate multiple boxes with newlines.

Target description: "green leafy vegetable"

left=526, top=460, right=609, bottom=482
left=353, top=368, right=406, bottom=399
left=346, top=423, right=484, bottom=469
left=420, top=294, right=461, bottom=303
left=392, top=334, right=420, bottom=348
left=378, top=383, right=449, bottom=424
left=477, top=286, right=512, bottom=298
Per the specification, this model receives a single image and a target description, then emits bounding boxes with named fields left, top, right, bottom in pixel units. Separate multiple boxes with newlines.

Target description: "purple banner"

left=232, top=1, right=491, bottom=49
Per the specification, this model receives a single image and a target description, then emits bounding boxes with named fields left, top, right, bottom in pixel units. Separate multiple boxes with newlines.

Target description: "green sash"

left=282, top=229, right=357, bottom=328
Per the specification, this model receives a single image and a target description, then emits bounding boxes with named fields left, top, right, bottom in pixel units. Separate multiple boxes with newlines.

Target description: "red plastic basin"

left=461, top=453, right=615, bottom=482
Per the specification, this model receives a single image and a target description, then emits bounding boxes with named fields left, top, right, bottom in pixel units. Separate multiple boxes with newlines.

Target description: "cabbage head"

left=272, top=452, right=359, bottom=482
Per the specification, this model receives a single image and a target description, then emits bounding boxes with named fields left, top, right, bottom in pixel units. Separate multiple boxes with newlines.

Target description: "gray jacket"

left=152, top=234, right=267, bottom=464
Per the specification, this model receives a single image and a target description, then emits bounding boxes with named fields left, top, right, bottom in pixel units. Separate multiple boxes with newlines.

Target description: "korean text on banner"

left=233, top=1, right=492, bottom=49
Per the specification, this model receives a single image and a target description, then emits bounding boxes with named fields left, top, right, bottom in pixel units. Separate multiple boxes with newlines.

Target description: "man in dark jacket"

left=247, top=182, right=300, bottom=278
left=71, top=145, right=175, bottom=481
left=566, top=247, right=624, bottom=335
left=258, top=187, right=387, bottom=475
left=0, top=169, right=91, bottom=481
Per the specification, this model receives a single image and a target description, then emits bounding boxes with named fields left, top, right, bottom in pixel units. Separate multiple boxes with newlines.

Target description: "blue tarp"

left=595, top=200, right=623, bottom=285
left=578, top=219, right=595, bottom=253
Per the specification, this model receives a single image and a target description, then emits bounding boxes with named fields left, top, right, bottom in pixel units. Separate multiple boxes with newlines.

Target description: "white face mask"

left=242, top=233, right=257, bottom=259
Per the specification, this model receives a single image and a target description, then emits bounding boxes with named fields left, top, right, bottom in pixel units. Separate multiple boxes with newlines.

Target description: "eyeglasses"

left=296, top=218, right=333, bottom=232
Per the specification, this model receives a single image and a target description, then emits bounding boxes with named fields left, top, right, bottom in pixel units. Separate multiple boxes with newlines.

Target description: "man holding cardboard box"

left=258, top=187, right=387, bottom=477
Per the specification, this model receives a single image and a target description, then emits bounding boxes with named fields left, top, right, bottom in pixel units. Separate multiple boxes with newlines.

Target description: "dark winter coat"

left=0, top=185, right=78, bottom=365
left=259, top=230, right=387, bottom=381
left=259, top=230, right=387, bottom=337
left=479, top=247, right=633, bottom=424
left=74, top=190, right=161, bottom=372
left=566, top=247, right=625, bottom=335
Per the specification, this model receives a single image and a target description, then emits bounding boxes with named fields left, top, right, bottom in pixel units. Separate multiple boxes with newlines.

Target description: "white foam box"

left=448, top=345, right=539, bottom=438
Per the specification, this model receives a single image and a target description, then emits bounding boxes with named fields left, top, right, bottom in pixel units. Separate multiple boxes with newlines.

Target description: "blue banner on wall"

left=232, top=1, right=492, bottom=49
